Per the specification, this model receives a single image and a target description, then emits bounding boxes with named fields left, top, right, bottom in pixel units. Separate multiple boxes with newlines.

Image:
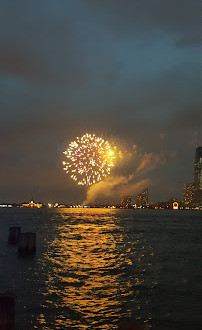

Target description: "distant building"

left=194, top=147, right=202, bottom=207
left=0, top=204, right=13, bottom=208
left=150, top=199, right=182, bottom=210
left=21, top=200, right=42, bottom=208
left=173, top=201, right=179, bottom=210
left=120, top=196, right=133, bottom=208
left=166, top=198, right=182, bottom=209
left=136, top=189, right=148, bottom=208
left=149, top=201, right=168, bottom=209
left=183, top=183, right=195, bottom=208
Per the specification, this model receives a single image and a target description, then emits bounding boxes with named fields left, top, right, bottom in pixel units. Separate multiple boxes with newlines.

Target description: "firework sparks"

left=63, top=133, right=115, bottom=185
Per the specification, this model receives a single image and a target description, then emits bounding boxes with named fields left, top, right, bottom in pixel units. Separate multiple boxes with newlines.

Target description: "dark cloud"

left=175, top=35, right=201, bottom=48
left=167, top=104, right=202, bottom=130
left=82, top=0, right=200, bottom=45
left=0, top=41, right=52, bottom=81
left=0, top=1, right=86, bottom=84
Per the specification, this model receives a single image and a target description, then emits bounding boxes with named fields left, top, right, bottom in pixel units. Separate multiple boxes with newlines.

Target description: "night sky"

left=0, top=0, right=201, bottom=204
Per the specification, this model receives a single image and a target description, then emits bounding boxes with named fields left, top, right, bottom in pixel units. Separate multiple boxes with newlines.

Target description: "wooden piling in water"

left=18, top=232, right=36, bottom=255
left=8, top=227, right=21, bottom=244
left=0, top=293, right=15, bottom=330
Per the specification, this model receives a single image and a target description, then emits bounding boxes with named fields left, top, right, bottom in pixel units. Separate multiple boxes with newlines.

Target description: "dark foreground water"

left=0, top=208, right=201, bottom=330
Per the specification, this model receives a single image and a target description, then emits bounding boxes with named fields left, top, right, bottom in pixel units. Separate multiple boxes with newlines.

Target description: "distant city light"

left=0, top=204, right=12, bottom=208
left=173, top=202, right=179, bottom=210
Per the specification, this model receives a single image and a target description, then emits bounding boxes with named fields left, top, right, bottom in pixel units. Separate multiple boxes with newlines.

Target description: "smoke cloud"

left=135, top=152, right=167, bottom=176
left=84, top=176, right=149, bottom=205
left=84, top=146, right=169, bottom=205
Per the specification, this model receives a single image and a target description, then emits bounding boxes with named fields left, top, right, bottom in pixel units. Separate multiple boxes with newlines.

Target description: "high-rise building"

left=183, top=183, right=195, bottom=208
left=136, top=188, right=148, bottom=208
left=120, top=196, right=133, bottom=208
left=194, top=147, right=202, bottom=207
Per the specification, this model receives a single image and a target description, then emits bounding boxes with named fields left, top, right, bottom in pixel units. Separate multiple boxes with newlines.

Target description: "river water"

left=0, top=208, right=201, bottom=329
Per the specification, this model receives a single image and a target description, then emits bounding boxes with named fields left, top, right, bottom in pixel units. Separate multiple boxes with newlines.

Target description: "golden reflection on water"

left=39, top=209, right=147, bottom=329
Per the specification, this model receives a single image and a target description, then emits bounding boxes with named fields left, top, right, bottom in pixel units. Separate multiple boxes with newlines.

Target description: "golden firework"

left=63, top=133, right=115, bottom=186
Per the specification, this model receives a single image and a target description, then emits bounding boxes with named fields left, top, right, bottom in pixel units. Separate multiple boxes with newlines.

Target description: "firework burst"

left=63, top=133, right=115, bottom=186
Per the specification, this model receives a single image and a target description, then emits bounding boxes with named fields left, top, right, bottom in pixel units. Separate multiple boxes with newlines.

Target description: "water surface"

left=0, top=208, right=201, bottom=329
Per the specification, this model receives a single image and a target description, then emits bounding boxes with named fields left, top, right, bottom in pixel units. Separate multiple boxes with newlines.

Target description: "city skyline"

left=0, top=0, right=201, bottom=203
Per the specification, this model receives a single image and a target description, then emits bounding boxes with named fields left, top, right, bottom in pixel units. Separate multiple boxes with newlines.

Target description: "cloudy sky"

left=0, top=0, right=201, bottom=204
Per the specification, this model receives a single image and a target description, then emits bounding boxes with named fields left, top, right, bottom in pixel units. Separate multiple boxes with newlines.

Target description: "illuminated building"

left=136, top=189, right=148, bottom=208
left=173, top=201, right=179, bottom=210
left=194, top=147, right=202, bottom=207
left=120, top=196, right=133, bottom=208
left=183, top=183, right=195, bottom=208
left=166, top=198, right=181, bottom=209
left=21, top=200, right=42, bottom=208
